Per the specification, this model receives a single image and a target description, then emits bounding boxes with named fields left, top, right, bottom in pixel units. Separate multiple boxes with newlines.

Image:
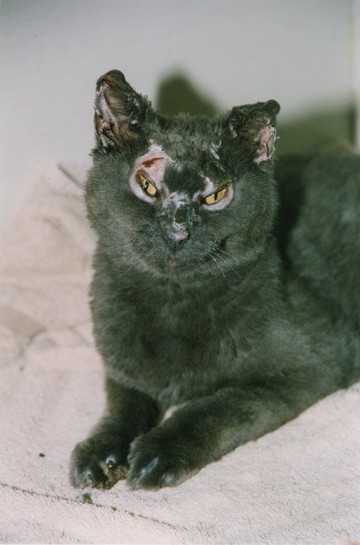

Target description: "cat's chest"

left=136, top=281, right=225, bottom=340
left=116, top=281, right=237, bottom=402
left=117, top=278, right=236, bottom=368
left=98, top=272, right=261, bottom=405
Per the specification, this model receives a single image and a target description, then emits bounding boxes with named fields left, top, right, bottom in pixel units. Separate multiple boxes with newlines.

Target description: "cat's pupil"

left=137, top=174, right=148, bottom=191
left=137, top=172, right=157, bottom=197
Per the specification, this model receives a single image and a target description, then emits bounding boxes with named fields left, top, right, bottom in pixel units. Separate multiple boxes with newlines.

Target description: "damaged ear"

left=228, top=100, right=280, bottom=165
left=94, top=70, right=151, bottom=151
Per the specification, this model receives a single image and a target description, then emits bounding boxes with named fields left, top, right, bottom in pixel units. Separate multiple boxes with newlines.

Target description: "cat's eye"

left=202, top=186, right=228, bottom=206
left=137, top=172, right=158, bottom=198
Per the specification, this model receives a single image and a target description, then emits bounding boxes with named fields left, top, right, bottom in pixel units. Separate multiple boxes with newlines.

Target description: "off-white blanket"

left=0, top=165, right=359, bottom=545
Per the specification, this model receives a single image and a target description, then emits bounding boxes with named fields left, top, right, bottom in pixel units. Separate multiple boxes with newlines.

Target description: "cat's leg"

left=127, top=379, right=323, bottom=490
left=70, top=377, right=158, bottom=489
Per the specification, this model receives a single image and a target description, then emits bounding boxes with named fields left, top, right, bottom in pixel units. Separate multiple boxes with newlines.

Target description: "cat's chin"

left=166, top=257, right=181, bottom=270
left=149, top=257, right=222, bottom=283
left=156, top=260, right=197, bottom=281
left=164, top=258, right=200, bottom=280
left=133, top=255, right=203, bottom=282
left=129, top=239, right=233, bottom=282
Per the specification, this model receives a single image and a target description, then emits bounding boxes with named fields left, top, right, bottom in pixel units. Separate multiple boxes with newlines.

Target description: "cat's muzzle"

left=162, top=225, right=190, bottom=253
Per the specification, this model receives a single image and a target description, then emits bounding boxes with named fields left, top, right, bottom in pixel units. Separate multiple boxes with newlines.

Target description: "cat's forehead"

left=136, top=143, right=217, bottom=195
left=157, top=115, right=215, bottom=153
left=165, top=162, right=208, bottom=195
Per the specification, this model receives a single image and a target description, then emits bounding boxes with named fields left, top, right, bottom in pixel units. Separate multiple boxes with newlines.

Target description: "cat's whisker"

left=210, top=254, right=226, bottom=278
left=212, top=247, right=244, bottom=281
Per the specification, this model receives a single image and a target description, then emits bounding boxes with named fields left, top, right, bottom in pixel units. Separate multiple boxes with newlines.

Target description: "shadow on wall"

left=277, top=106, right=355, bottom=154
left=156, top=73, right=218, bottom=118
left=155, top=73, right=355, bottom=154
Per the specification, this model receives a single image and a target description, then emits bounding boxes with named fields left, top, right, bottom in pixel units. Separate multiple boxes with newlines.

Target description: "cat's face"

left=86, top=70, right=280, bottom=280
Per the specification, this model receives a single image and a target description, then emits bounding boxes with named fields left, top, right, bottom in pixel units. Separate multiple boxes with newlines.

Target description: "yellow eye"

left=137, top=172, right=157, bottom=197
left=202, top=186, right=228, bottom=206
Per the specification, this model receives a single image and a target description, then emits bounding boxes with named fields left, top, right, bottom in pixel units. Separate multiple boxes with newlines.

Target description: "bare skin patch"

left=129, top=144, right=173, bottom=203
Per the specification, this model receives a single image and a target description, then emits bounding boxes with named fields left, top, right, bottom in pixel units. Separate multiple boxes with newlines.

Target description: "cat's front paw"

left=70, top=434, right=129, bottom=490
left=127, top=430, right=199, bottom=490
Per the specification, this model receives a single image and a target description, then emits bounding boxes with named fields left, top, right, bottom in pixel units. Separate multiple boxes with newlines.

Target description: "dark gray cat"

left=70, top=70, right=360, bottom=490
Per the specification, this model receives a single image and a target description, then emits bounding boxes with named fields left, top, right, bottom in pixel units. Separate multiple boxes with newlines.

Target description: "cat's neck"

left=101, top=237, right=281, bottom=295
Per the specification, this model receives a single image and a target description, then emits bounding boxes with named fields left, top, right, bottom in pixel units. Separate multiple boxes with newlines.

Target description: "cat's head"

left=86, top=70, right=280, bottom=281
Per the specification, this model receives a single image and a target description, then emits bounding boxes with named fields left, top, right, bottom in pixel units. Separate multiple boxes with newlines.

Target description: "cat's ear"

left=227, top=100, right=280, bottom=165
left=94, top=70, right=152, bottom=151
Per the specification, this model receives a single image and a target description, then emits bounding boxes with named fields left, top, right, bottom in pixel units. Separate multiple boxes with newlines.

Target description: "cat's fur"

left=70, top=70, right=360, bottom=490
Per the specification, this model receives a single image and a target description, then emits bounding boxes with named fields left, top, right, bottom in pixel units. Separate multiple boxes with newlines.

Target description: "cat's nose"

left=163, top=227, right=190, bottom=253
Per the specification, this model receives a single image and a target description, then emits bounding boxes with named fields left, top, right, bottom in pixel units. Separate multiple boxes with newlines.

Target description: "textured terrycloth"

left=0, top=165, right=359, bottom=545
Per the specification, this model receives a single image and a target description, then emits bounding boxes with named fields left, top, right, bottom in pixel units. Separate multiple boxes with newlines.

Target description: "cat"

left=70, top=70, right=360, bottom=490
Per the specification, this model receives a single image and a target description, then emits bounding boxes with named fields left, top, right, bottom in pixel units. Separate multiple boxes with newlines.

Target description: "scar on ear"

left=254, top=123, right=278, bottom=164
left=94, top=70, right=150, bottom=150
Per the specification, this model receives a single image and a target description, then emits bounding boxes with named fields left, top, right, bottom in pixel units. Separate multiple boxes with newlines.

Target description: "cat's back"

left=276, top=144, right=360, bottom=327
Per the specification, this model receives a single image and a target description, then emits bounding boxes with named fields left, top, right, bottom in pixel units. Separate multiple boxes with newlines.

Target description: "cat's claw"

left=128, top=456, right=161, bottom=489
left=127, top=455, right=175, bottom=489
left=84, top=470, right=94, bottom=486
left=127, top=434, right=196, bottom=490
left=71, top=458, right=106, bottom=489
left=70, top=441, right=128, bottom=490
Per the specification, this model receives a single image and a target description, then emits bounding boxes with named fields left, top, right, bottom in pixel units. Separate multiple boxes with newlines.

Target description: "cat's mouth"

left=132, top=226, right=230, bottom=279
left=167, top=258, right=180, bottom=269
left=163, top=237, right=229, bottom=276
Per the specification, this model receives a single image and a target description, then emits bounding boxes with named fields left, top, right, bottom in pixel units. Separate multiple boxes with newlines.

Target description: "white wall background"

left=0, top=0, right=359, bottom=230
